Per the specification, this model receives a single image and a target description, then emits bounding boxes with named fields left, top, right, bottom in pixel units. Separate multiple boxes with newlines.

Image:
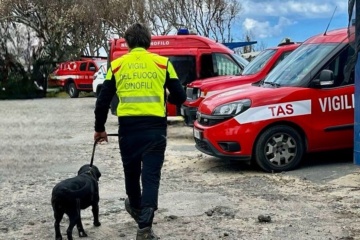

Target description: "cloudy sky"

left=235, top=0, right=351, bottom=48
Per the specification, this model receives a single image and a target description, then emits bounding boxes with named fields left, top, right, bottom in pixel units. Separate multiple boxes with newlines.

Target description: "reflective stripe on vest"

left=110, top=48, right=168, bottom=117
left=120, top=96, right=160, bottom=103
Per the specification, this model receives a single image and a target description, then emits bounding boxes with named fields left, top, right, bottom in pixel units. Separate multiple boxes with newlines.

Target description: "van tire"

left=254, top=125, right=304, bottom=172
left=68, top=83, right=79, bottom=98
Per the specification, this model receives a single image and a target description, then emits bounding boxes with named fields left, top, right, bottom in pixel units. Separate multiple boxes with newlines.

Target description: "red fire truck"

left=108, top=30, right=249, bottom=116
left=181, top=40, right=300, bottom=126
left=48, top=57, right=106, bottom=98
left=193, top=27, right=355, bottom=172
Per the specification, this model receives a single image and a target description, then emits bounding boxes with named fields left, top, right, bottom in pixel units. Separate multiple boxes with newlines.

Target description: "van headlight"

left=212, top=99, right=251, bottom=116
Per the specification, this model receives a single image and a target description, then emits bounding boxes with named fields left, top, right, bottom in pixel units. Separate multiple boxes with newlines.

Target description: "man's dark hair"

left=124, top=23, right=151, bottom=49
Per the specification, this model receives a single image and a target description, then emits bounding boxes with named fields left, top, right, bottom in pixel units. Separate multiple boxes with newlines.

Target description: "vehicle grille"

left=197, top=113, right=231, bottom=126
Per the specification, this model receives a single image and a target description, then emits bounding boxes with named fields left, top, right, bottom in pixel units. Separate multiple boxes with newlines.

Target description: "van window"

left=79, top=62, right=87, bottom=71
left=315, top=45, right=355, bottom=87
left=213, top=53, right=242, bottom=76
left=88, top=62, right=96, bottom=71
left=100, top=64, right=107, bottom=74
left=168, top=56, right=196, bottom=86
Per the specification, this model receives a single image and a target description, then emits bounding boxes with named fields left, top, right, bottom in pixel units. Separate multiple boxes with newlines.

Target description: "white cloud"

left=242, top=17, right=295, bottom=39
left=237, top=0, right=347, bottom=44
left=241, top=0, right=347, bottom=19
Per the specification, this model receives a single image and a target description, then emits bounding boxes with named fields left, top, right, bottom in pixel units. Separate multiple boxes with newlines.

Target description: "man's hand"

left=94, top=131, right=108, bottom=143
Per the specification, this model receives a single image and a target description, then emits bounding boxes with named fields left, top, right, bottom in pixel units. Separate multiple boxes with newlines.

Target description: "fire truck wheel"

left=254, top=125, right=304, bottom=173
left=68, top=83, right=79, bottom=98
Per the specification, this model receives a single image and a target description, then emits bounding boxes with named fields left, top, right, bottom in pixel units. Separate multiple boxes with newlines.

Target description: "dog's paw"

left=94, top=221, right=101, bottom=227
left=79, top=231, right=88, bottom=238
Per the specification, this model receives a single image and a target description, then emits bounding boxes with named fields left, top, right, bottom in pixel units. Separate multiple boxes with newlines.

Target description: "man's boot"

left=136, top=226, right=159, bottom=240
left=137, top=207, right=157, bottom=239
left=125, top=198, right=141, bottom=223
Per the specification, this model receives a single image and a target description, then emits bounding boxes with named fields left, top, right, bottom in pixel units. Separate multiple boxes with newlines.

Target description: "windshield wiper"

left=264, top=81, right=281, bottom=87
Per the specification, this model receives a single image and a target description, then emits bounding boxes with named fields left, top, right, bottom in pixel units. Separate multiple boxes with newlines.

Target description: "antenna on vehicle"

left=324, top=6, right=337, bottom=36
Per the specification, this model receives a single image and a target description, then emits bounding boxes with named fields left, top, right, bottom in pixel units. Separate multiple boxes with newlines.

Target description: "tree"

left=1, top=0, right=246, bottom=86
left=101, top=0, right=148, bottom=38
left=144, top=0, right=242, bottom=42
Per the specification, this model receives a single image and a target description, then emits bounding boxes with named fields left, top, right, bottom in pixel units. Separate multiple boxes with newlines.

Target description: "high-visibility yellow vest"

left=106, top=48, right=178, bottom=117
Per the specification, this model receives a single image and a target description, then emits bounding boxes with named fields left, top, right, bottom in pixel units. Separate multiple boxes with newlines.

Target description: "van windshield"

left=168, top=56, right=196, bottom=85
left=242, top=49, right=276, bottom=75
left=263, top=43, right=338, bottom=86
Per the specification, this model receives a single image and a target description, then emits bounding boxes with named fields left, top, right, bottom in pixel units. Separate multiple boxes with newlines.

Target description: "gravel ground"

left=1, top=97, right=360, bottom=240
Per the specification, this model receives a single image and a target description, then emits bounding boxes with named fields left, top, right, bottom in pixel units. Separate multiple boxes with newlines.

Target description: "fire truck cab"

left=108, top=30, right=249, bottom=116
left=194, top=27, right=355, bottom=172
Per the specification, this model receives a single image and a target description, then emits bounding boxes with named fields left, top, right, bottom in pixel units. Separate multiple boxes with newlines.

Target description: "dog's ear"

left=93, top=166, right=101, bottom=180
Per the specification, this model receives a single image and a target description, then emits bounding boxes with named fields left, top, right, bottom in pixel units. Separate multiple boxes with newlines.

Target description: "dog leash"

left=90, top=133, right=119, bottom=167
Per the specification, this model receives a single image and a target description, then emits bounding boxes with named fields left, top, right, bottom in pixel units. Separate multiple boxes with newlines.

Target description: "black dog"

left=51, top=164, right=101, bottom=240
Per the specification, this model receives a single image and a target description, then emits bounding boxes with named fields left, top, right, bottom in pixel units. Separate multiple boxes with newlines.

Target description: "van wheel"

left=254, top=125, right=304, bottom=172
left=68, top=83, right=79, bottom=98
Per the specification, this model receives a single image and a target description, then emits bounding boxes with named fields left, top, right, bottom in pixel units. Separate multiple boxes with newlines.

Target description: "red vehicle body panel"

left=108, top=34, right=248, bottom=116
left=196, top=85, right=353, bottom=156
left=193, top=27, right=355, bottom=171
left=181, top=43, right=300, bottom=126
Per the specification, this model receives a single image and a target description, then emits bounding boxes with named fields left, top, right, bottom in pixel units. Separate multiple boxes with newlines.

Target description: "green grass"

left=46, top=88, right=95, bottom=98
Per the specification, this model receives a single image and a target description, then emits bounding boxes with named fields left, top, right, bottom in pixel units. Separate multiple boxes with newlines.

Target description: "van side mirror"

left=89, top=67, right=96, bottom=71
left=313, top=69, right=334, bottom=87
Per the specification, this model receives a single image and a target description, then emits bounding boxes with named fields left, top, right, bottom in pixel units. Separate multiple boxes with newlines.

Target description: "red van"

left=48, top=57, right=106, bottom=98
left=193, top=27, right=355, bottom=172
left=181, top=40, right=300, bottom=126
left=108, top=31, right=249, bottom=116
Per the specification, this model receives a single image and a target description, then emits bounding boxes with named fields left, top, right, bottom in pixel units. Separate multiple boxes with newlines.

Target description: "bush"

left=0, top=72, right=44, bottom=99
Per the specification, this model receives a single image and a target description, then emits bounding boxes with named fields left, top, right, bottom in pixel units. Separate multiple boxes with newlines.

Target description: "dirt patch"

left=1, top=97, right=360, bottom=240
